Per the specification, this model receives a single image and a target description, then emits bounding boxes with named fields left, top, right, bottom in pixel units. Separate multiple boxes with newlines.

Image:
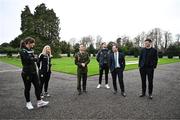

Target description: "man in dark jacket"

left=109, top=44, right=126, bottom=97
left=139, top=39, right=158, bottom=99
left=96, top=42, right=110, bottom=89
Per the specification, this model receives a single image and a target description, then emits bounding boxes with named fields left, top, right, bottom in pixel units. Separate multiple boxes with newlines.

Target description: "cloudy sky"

left=0, top=0, right=180, bottom=44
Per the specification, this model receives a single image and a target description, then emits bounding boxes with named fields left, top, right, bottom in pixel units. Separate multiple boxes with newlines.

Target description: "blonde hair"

left=41, top=45, right=52, bottom=57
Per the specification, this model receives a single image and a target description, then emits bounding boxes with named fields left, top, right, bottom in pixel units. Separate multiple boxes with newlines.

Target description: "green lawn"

left=0, top=57, right=180, bottom=76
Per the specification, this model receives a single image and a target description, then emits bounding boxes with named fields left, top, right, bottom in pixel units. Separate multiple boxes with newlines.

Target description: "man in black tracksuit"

left=96, top=42, right=110, bottom=89
left=139, top=39, right=158, bottom=99
left=20, top=37, right=49, bottom=110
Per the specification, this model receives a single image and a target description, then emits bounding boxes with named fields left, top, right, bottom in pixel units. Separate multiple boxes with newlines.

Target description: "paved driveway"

left=0, top=61, right=180, bottom=119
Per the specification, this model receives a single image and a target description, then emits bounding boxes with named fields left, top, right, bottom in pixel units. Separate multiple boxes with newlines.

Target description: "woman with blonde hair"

left=38, top=45, right=52, bottom=98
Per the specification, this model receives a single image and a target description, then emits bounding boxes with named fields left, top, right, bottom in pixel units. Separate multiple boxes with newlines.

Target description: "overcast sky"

left=0, top=0, right=180, bottom=44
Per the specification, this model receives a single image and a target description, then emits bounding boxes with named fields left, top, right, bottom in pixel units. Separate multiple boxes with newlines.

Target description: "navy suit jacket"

left=138, top=47, right=158, bottom=68
left=109, top=52, right=125, bottom=72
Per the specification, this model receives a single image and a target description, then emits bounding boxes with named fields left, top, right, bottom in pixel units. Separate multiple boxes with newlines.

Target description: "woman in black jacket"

left=38, top=45, right=52, bottom=98
left=20, top=37, right=49, bottom=110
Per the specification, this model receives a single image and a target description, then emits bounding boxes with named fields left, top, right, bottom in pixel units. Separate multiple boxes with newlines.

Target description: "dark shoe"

left=121, top=92, right=126, bottom=97
left=83, top=90, right=87, bottom=93
left=113, top=91, right=117, bottom=94
left=149, top=95, right=153, bottom=99
left=78, top=91, right=82, bottom=95
left=139, top=94, right=146, bottom=97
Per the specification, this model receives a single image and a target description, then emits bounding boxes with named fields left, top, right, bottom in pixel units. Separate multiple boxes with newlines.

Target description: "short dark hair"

left=24, top=37, right=35, bottom=44
left=101, top=42, right=106, bottom=45
left=112, top=44, right=118, bottom=49
left=79, top=43, right=84, bottom=46
left=145, top=39, right=152, bottom=43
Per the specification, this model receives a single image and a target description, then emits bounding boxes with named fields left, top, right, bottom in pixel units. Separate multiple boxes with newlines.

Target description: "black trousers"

left=77, top=71, right=87, bottom=92
left=111, top=68, right=125, bottom=92
left=99, top=64, right=109, bottom=84
left=139, top=67, right=154, bottom=95
left=21, top=72, right=41, bottom=102
left=39, top=71, right=51, bottom=93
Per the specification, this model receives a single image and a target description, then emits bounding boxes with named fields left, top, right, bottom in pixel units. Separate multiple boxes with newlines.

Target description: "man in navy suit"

left=139, top=39, right=158, bottom=99
left=109, top=44, right=126, bottom=97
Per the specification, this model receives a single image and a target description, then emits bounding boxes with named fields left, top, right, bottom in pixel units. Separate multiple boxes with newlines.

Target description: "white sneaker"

left=26, top=102, right=34, bottom=110
left=105, top=84, right=110, bottom=89
left=37, top=100, right=49, bottom=108
left=40, top=94, right=44, bottom=99
left=97, top=84, right=101, bottom=88
left=44, top=92, right=50, bottom=97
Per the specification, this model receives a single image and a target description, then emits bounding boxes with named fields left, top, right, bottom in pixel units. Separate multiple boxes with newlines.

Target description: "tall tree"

left=164, top=31, right=172, bottom=51
left=176, top=34, right=180, bottom=42
left=96, top=35, right=102, bottom=49
left=59, top=41, right=69, bottom=54
left=80, top=35, right=94, bottom=47
left=116, top=37, right=122, bottom=47
left=147, top=28, right=162, bottom=50
left=20, top=6, right=34, bottom=34
left=121, top=35, right=130, bottom=47
left=134, top=35, right=141, bottom=47
left=10, top=3, right=61, bottom=56
left=34, top=3, right=60, bottom=55
left=87, top=43, right=96, bottom=56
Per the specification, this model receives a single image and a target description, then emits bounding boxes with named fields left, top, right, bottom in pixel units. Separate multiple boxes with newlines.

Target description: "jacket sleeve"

left=138, top=49, right=143, bottom=68
left=74, top=53, right=81, bottom=67
left=96, top=50, right=100, bottom=62
left=37, top=54, right=43, bottom=68
left=153, top=49, right=158, bottom=68
left=108, top=53, right=112, bottom=69
left=121, top=53, right=125, bottom=70
left=20, top=50, right=37, bottom=64
left=85, top=53, right=90, bottom=66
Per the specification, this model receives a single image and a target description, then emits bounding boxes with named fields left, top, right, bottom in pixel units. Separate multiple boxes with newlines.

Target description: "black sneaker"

left=83, top=90, right=87, bottom=93
left=121, top=92, right=127, bottom=97
left=113, top=91, right=117, bottom=94
left=149, top=95, right=153, bottom=99
left=78, top=91, right=82, bottom=95
left=139, top=94, right=146, bottom=97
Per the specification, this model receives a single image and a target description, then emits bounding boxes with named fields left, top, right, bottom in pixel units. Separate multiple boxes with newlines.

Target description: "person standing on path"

left=75, top=44, right=90, bottom=95
left=139, top=39, right=158, bottom=99
left=96, top=42, right=110, bottom=89
left=38, top=45, right=52, bottom=99
left=109, top=44, right=126, bottom=97
left=20, top=37, right=49, bottom=110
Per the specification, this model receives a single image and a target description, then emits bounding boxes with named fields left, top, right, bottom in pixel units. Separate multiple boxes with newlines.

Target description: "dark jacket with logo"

left=20, top=47, right=37, bottom=74
left=139, top=47, right=158, bottom=69
left=38, top=53, right=52, bottom=73
left=96, top=48, right=109, bottom=68
left=109, top=52, right=125, bottom=72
